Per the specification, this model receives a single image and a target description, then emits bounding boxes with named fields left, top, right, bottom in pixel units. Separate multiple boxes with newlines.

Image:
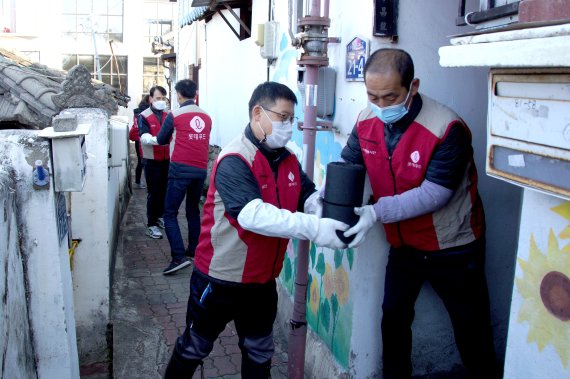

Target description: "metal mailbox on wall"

left=486, top=69, right=570, bottom=199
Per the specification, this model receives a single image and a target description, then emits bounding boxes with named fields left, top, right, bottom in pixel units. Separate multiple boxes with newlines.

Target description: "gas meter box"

left=38, top=123, right=90, bottom=192
left=486, top=69, right=570, bottom=200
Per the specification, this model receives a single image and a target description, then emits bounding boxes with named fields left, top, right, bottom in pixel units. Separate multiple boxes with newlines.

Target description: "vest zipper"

left=387, top=155, right=405, bottom=245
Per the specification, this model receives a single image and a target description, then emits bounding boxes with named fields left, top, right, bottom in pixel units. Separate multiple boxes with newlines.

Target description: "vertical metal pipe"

left=287, top=0, right=322, bottom=377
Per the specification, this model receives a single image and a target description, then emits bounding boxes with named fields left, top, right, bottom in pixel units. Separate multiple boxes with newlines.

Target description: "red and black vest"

left=194, top=134, right=301, bottom=284
left=169, top=104, right=212, bottom=169
left=357, top=95, right=484, bottom=251
left=140, top=108, right=170, bottom=161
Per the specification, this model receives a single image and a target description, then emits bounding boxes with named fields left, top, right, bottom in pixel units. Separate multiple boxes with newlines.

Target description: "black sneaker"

left=185, top=249, right=195, bottom=259
left=162, top=258, right=192, bottom=275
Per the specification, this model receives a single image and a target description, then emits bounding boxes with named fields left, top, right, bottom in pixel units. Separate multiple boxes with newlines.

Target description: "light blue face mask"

left=370, top=88, right=412, bottom=125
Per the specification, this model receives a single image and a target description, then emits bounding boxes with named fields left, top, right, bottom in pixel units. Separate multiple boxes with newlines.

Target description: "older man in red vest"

left=341, top=48, right=497, bottom=379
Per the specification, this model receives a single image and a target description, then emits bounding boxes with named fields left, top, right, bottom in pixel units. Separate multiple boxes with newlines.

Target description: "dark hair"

left=174, top=79, right=197, bottom=99
left=248, top=81, right=297, bottom=118
left=249, top=82, right=297, bottom=117
left=138, top=94, right=150, bottom=108
left=149, top=85, right=167, bottom=98
left=364, top=48, right=414, bottom=89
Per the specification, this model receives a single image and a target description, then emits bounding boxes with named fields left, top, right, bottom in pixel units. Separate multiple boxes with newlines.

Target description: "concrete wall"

left=0, top=172, right=36, bottom=378
left=0, top=130, right=79, bottom=379
left=177, top=0, right=521, bottom=376
left=65, top=108, right=129, bottom=365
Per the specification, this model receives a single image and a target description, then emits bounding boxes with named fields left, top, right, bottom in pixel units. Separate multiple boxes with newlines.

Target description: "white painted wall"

left=176, top=0, right=521, bottom=376
left=0, top=131, right=79, bottom=379
left=0, top=176, right=36, bottom=378
left=66, top=108, right=124, bottom=365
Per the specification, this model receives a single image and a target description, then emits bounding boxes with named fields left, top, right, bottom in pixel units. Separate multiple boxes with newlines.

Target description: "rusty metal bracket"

left=297, top=120, right=333, bottom=132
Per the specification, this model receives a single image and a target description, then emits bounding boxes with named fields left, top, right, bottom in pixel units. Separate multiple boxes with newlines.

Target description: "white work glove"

left=140, top=133, right=158, bottom=145
left=314, top=218, right=348, bottom=249
left=303, top=191, right=323, bottom=217
left=343, top=205, right=377, bottom=248
left=238, top=198, right=347, bottom=249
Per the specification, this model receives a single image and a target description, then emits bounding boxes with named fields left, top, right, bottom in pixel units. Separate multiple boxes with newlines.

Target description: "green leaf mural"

left=320, top=299, right=331, bottom=332
left=316, top=252, right=325, bottom=276
left=283, top=255, right=292, bottom=282
left=334, top=249, right=343, bottom=269
left=331, top=294, right=339, bottom=318
left=346, top=248, right=354, bottom=270
left=310, top=241, right=316, bottom=269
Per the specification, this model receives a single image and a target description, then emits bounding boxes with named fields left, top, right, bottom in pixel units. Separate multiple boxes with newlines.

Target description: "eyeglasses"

left=262, top=107, right=298, bottom=124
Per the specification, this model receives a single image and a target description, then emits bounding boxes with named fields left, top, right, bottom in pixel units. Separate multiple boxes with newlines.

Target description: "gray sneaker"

left=146, top=226, right=163, bottom=239
left=163, top=258, right=192, bottom=275
left=134, top=182, right=146, bottom=189
left=157, top=217, right=165, bottom=229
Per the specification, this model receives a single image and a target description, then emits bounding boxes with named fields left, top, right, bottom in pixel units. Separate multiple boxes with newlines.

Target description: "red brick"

left=519, top=0, right=570, bottom=23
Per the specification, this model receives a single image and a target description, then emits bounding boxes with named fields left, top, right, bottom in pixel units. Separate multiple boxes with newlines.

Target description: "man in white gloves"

left=341, top=49, right=497, bottom=379
left=139, top=86, right=170, bottom=239
left=164, top=81, right=348, bottom=379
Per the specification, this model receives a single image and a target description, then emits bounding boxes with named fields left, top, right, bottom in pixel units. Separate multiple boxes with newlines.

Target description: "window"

left=62, top=54, right=128, bottom=93
left=61, top=0, right=124, bottom=49
left=456, top=0, right=520, bottom=27
left=143, top=1, right=176, bottom=48
left=143, top=57, right=167, bottom=94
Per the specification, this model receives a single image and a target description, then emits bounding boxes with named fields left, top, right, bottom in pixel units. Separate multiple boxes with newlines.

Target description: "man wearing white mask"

left=139, top=85, right=170, bottom=239
left=164, top=81, right=348, bottom=378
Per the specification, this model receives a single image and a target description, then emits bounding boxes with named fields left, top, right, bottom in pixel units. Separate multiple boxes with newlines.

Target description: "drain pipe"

left=288, top=0, right=331, bottom=377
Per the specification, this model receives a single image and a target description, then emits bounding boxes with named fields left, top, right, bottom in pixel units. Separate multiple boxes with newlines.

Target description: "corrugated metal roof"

left=179, top=0, right=209, bottom=28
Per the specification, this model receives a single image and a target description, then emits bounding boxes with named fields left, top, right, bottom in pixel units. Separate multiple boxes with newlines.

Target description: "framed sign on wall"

left=373, top=0, right=398, bottom=40
left=345, top=36, right=370, bottom=82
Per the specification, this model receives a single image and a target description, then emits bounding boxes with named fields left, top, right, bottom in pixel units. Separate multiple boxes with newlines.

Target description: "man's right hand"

left=140, top=133, right=158, bottom=145
left=314, top=218, right=348, bottom=250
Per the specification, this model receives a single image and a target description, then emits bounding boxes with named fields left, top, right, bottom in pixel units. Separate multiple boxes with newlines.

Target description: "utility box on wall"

left=486, top=69, right=570, bottom=199
left=39, top=123, right=90, bottom=192
left=297, top=66, right=336, bottom=117
left=108, top=116, right=129, bottom=168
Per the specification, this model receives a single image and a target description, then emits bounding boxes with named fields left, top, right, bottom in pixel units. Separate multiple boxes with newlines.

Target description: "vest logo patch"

left=288, top=171, right=298, bottom=187
left=410, top=151, right=420, bottom=163
left=408, top=150, right=422, bottom=169
left=189, top=116, right=206, bottom=133
left=362, top=147, right=377, bottom=155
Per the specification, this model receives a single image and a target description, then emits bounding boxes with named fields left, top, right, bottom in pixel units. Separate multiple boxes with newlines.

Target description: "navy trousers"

left=165, top=269, right=276, bottom=378
left=381, top=239, right=498, bottom=379
left=163, top=175, right=205, bottom=261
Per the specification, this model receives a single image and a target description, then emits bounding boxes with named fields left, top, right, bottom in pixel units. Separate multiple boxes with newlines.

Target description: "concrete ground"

left=110, top=156, right=288, bottom=379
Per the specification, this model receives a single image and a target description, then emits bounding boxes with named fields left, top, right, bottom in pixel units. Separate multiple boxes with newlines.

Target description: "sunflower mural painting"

left=514, top=200, right=570, bottom=369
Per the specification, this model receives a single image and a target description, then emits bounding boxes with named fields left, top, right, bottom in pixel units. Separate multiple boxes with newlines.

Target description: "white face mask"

left=153, top=100, right=167, bottom=110
left=258, top=108, right=293, bottom=149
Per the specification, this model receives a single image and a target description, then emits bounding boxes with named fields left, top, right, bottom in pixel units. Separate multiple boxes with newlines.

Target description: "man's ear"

left=252, top=105, right=262, bottom=122
left=411, top=78, right=420, bottom=96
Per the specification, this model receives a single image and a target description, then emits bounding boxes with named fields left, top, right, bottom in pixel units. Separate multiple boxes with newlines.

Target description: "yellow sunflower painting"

left=515, top=202, right=570, bottom=368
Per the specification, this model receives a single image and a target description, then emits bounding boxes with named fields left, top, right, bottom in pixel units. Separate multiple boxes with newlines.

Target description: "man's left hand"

left=344, top=205, right=377, bottom=248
